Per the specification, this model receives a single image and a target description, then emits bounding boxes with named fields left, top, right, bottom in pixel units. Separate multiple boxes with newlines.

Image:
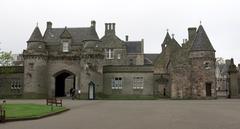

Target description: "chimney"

left=112, top=23, right=115, bottom=31
left=125, top=35, right=129, bottom=41
left=141, top=39, right=144, bottom=53
left=91, top=20, right=96, bottom=29
left=47, top=21, right=52, bottom=29
left=105, top=23, right=108, bottom=35
left=188, top=27, right=197, bottom=41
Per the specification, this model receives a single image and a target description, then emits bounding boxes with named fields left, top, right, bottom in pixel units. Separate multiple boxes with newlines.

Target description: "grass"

left=2, top=103, right=66, bottom=120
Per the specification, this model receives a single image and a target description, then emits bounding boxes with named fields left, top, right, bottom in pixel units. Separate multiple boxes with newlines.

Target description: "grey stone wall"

left=0, top=66, right=24, bottom=98
left=23, top=56, right=48, bottom=98
left=189, top=51, right=216, bottom=98
left=103, top=66, right=154, bottom=95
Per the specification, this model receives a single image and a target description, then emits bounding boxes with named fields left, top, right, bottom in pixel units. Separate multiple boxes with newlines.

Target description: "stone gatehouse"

left=0, top=21, right=218, bottom=99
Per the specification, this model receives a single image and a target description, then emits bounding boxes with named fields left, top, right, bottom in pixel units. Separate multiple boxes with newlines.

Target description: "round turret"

left=27, top=26, right=46, bottom=53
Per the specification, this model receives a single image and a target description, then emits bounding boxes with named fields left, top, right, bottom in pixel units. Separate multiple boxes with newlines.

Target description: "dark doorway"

left=206, top=83, right=212, bottom=97
left=55, top=71, right=75, bottom=97
left=163, top=88, right=166, bottom=96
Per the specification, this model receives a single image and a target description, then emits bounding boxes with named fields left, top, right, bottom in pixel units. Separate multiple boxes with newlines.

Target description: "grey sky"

left=0, top=0, right=239, bottom=64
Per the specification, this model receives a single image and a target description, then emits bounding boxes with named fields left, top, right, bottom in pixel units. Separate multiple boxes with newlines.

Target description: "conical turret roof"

left=162, top=32, right=171, bottom=45
left=191, top=25, right=215, bottom=51
left=28, top=26, right=43, bottom=42
left=171, top=37, right=181, bottom=48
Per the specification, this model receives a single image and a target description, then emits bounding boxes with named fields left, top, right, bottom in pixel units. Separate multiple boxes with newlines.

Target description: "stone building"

left=215, top=59, right=230, bottom=97
left=0, top=21, right=217, bottom=99
left=227, top=59, right=240, bottom=98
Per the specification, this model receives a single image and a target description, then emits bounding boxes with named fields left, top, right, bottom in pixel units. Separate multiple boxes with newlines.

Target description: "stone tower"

left=23, top=26, right=48, bottom=98
left=189, top=25, right=216, bottom=98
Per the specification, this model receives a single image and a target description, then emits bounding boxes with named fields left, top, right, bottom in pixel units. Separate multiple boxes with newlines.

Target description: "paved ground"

left=1, top=99, right=240, bottom=129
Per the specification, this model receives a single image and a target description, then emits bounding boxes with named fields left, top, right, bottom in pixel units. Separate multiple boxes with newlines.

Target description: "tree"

left=216, top=57, right=225, bottom=65
left=0, top=51, right=13, bottom=66
left=216, top=57, right=225, bottom=72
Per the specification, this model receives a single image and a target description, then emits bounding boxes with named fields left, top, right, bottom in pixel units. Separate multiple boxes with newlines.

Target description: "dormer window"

left=63, top=42, right=69, bottom=52
left=105, top=48, right=114, bottom=59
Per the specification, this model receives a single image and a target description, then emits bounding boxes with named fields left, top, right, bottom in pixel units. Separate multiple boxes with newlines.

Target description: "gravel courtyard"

left=1, top=99, right=240, bottom=129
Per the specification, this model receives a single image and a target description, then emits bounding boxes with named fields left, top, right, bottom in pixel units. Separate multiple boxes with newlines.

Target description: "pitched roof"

left=191, top=25, right=215, bottom=51
left=144, top=54, right=159, bottom=64
left=125, top=41, right=142, bottom=53
left=100, top=34, right=124, bottom=48
left=171, top=37, right=181, bottom=48
left=60, top=27, right=72, bottom=39
left=43, top=27, right=99, bottom=43
left=28, top=26, right=43, bottom=42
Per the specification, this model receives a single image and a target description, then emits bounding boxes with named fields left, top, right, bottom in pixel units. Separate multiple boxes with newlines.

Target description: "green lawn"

left=2, top=103, right=66, bottom=120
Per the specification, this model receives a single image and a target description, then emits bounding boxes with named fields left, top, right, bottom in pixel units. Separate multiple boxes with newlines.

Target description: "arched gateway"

left=54, top=70, right=76, bottom=97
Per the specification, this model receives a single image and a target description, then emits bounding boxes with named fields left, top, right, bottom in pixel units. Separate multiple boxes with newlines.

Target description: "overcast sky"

left=0, top=0, right=239, bottom=64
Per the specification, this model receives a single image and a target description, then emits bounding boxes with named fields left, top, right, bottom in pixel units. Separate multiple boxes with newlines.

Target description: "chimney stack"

left=91, top=20, right=96, bottom=29
left=188, top=27, right=197, bottom=41
left=104, top=23, right=116, bottom=35
left=47, top=21, right=52, bottom=29
left=141, top=39, right=144, bottom=53
left=112, top=23, right=115, bottom=31
left=125, top=35, right=129, bottom=41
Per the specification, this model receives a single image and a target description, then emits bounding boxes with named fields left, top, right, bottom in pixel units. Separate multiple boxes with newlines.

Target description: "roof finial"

left=166, top=28, right=169, bottom=32
left=200, top=20, right=202, bottom=25
left=171, top=34, right=175, bottom=39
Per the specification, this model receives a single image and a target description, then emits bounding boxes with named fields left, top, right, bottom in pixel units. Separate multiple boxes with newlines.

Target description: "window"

left=133, top=77, right=144, bottom=90
left=129, top=59, right=134, bottom=65
left=204, top=61, right=211, bottom=70
left=105, top=49, right=114, bottom=59
left=112, top=77, right=122, bottom=90
left=63, top=42, right=69, bottom=52
left=11, top=80, right=21, bottom=90
left=117, top=54, right=121, bottom=59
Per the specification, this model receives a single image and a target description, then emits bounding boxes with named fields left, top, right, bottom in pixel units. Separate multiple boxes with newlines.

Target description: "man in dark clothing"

left=70, top=88, right=75, bottom=100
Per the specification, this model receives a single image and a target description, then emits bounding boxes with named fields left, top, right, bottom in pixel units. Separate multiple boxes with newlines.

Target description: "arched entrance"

left=54, top=70, right=75, bottom=97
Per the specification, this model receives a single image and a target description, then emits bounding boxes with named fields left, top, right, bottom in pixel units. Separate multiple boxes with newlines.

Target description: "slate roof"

left=162, top=32, right=171, bottom=45
left=125, top=41, right=142, bottom=53
left=43, top=27, right=99, bottom=43
left=191, top=25, right=215, bottom=51
left=144, top=54, right=159, bottom=64
left=171, top=38, right=181, bottom=48
left=28, top=26, right=43, bottom=42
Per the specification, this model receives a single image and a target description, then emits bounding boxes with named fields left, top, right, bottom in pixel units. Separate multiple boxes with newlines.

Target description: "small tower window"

left=204, top=61, right=211, bottom=70
left=63, top=42, right=69, bottom=52
left=117, top=54, right=121, bottom=59
left=129, top=59, right=134, bottom=65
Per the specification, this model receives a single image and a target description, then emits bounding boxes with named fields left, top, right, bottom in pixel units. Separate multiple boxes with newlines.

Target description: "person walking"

left=70, top=88, right=75, bottom=100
